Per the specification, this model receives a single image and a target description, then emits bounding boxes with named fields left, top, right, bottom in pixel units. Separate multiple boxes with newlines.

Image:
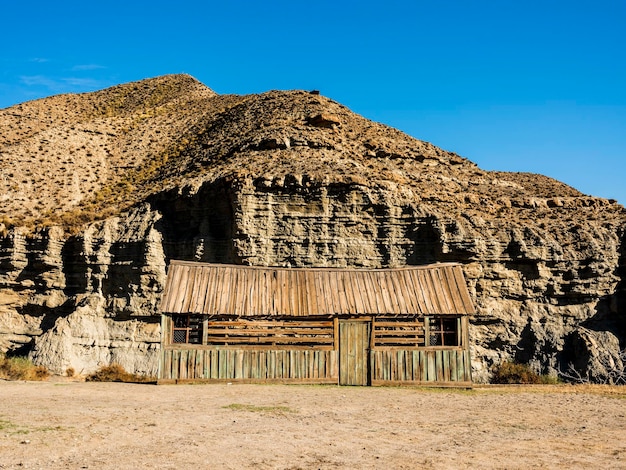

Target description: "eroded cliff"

left=0, top=75, right=624, bottom=381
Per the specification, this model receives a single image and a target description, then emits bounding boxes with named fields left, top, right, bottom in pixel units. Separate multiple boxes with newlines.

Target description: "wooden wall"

left=159, top=346, right=471, bottom=385
left=371, top=348, right=471, bottom=385
left=159, top=314, right=472, bottom=386
left=159, top=348, right=338, bottom=383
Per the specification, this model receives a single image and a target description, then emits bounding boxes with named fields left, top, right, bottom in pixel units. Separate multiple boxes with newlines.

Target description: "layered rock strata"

left=0, top=75, right=624, bottom=381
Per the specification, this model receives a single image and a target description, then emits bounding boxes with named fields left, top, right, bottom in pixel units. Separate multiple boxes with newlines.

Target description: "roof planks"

left=160, top=261, right=475, bottom=317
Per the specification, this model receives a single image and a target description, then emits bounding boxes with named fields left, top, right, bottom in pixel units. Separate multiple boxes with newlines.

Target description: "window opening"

left=428, top=317, right=459, bottom=346
left=172, top=315, right=203, bottom=344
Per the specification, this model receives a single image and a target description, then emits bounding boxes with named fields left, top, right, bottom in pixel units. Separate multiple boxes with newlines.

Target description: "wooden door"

left=339, top=320, right=371, bottom=386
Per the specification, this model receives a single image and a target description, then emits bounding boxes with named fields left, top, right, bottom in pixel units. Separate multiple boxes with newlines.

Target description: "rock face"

left=0, top=75, right=624, bottom=381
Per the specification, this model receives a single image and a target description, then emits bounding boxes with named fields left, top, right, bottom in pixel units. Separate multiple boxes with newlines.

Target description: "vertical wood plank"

left=216, top=349, right=224, bottom=379
left=426, top=351, right=435, bottom=381
left=463, top=349, right=472, bottom=382
left=191, top=349, right=197, bottom=379
left=436, top=350, right=444, bottom=382
left=268, top=350, right=276, bottom=379
left=405, top=350, right=412, bottom=381
left=442, top=350, right=450, bottom=382
left=381, top=351, right=391, bottom=380
left=161, top=350, right=169, bottom=380
left=220, top=349, right=230, bottom=379
left=195, top=349, right=201, bottom=379
left=259, top=351, right=265, bottom=379
left=234, top=350, right=242, bottom=378
left=208, top=349, right=215, bottom=379
left=170, top=350, right=177, bottom=380
left=293, top=350, right=299, bottom=379
left=179, top=349, right=187, bottom=379
left=278, top=350, right=284, bottom=379
left=249, top=350, right=256, bottom=379
left=449, top=349, right=458, bottom=382
left=418, top=350, right=425, bottom=382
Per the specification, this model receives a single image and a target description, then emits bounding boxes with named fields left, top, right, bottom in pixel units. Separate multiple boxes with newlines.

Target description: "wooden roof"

left=160, top=261, right=475, bottom=317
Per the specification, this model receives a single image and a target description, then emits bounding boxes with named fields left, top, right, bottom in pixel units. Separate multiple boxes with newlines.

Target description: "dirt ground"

left=0, top=380, right=624, bottom=469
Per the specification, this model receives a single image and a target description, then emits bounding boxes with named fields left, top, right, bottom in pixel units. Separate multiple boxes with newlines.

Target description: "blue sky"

left=2, top=1, right=625, bottom=203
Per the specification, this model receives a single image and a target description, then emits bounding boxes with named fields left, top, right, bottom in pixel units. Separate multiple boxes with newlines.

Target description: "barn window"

left=172, top=315, right=203, bottom=344
left=428, top=317, right=459, bottom=346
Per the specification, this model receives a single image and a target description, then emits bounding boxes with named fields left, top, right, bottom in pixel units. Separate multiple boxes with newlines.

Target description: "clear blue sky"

left=2, top=1, right=625, bottom=203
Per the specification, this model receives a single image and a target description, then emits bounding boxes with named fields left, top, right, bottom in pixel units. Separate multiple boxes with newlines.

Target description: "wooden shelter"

left=158, top=261, right=475, bottom=386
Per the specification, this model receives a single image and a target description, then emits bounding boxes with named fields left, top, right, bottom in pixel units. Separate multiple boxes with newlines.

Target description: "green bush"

left=539, top=374, right=560, bottom=385
left=491, top=361, right=541, bottom=384
left=0, top=355, right=50, bottom=381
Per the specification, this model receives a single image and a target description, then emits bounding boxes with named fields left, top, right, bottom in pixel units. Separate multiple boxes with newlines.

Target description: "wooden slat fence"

left=159, top=347, right=471, bottom=384
left=371, top=348, right=471, bottom=385
left=160, top=348, right=338, bottom=383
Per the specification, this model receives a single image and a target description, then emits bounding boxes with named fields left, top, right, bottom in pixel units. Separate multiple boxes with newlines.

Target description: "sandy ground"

left=0, top=380, right=624, bottom=469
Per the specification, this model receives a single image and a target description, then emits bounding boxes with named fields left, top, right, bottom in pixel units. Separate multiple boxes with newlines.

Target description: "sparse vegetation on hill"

left=2, top=73, right=605, bottom=234
left=0, top=74, right=219, bottom=231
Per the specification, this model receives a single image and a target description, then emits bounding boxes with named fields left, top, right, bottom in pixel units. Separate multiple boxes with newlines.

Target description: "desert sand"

left=0, top=380, right=624, bottom=469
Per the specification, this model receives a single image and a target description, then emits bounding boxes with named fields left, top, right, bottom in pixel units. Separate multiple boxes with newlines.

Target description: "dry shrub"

left=0, top=355, right=50, bottom=381
left=85, top=363, right=154, bottom=383
left=491, top=361, right=541, bottom=384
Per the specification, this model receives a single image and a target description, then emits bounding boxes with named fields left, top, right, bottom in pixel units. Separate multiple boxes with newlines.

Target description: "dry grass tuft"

left=0, top=355, right=50, bottom=381
left=85, top=363, right=155, bottom=383
left=491, top=361, right=558, bottom=384
left=223, top=403, right=296, bottom=414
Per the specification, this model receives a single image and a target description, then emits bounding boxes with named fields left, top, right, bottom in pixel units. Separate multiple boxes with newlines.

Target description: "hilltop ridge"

left=0, top=74, right=217, bottom=228
left=0, top=74, right=608, bottom=233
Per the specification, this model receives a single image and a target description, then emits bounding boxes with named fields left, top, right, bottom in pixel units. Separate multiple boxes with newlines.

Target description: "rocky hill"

left=1, top=74, right=624, bottom=381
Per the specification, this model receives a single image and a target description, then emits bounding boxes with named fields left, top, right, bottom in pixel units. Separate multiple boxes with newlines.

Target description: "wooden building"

left=158, top=261, right=475, bottom=386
